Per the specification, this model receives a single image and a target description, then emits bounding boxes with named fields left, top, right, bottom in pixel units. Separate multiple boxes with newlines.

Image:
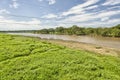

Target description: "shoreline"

left=8, top=33, right=120, bottom=49
left=41, top=39, right=120, bottom=57
left=33, top=33, right=120, bottom=41
left=7, top=33, right=120, bottom=56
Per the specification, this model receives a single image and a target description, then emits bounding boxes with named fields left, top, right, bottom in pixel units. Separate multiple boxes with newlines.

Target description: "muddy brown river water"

left=8, top=33, right=120, bottom=49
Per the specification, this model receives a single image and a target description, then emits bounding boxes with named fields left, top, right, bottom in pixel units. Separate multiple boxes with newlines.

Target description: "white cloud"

left=71, top=0, right=99, bottom=10
left=42, top=14, right=57, bottom=19
left=38, top=0, right=43, bottom=2
left=0, top=16, right=42, bottom=31
left=101, top=17, right=109, bottom=21
left=0, top=18, right=41, bottom=25
left=9, top=0, right=19, bottom=9
left=96, top=10, right=120, bottom=18
left=47, top=0, right=56, bottom=5
left=12, top=0, right=18, bottom=1
left=60, top=10, right=120, bottom=23
left=1, top=0, right=119, bottom=30
left=102, top=0, right=120, bottom=6
left=86, top=18, right=120, bottom=27
left=38, top=0, right=56, bottom=5
left=0, top=16, right=5, bottom=20
left=106, top=6, right=120, bottom=11
left=0, top=9, right=10, bottom=14
left=37, top=0, right=120, bottom=28
left=62, top=9, right=85, bottom=16
left=59, top=18, right=120, bottom=27
left=62, top=0, right=99, bottom=16
left=85, top=5, right=98, bottom=10
left=18, top=18, right=41, bottom=25
left=61, top=13, right=92, bottom=23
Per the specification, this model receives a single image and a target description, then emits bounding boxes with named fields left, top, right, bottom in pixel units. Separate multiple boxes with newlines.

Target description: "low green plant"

left=0, top=33, right=120, bottom=80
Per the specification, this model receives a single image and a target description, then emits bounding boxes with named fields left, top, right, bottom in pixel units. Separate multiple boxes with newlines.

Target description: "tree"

left=48, top=28, right=55, bottom=34
left=55, top=27, right=65, bottom=34
left=40, top=29, right=49, bottom=34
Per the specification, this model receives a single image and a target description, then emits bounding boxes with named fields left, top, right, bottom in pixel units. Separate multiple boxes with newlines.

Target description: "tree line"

left=33, top=24, right=120, bottom=37
left=1, top=24, right=120, bottom=37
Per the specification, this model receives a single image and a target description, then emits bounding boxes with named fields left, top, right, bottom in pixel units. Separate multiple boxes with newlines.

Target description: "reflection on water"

left=8, top=33, right=120, bottom=49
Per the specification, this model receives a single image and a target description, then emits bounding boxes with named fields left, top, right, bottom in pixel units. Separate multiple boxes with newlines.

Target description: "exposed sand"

left=42, top=39, right=120, bottom=56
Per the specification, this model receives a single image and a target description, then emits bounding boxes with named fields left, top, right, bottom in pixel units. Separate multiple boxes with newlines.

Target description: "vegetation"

left=0, top=33, right=120, bottom=80
left=33, top=24, right=120, bottom=37
left=1, top=24, right=120, bottom=37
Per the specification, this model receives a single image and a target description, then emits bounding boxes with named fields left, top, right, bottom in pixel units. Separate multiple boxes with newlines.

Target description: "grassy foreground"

left=0, top=34, right=120, bottom=80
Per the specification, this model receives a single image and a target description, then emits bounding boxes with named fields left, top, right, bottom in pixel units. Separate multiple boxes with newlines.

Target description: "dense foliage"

left=34, top=24, right=120, bottom=37
left=0, top=34, right=120, bottom=80
left=1, top=24, right=120, bottom=37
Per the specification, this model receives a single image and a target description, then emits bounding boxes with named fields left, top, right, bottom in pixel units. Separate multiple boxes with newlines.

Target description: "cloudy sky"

left=0, top=0, right=120, bottom=30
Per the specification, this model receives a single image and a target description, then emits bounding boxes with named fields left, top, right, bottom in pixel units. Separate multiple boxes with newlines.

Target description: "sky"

left=0, top=0, right=120, bottom=31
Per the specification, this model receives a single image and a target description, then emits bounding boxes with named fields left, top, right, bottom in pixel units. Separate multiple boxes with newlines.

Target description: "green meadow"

left=0, top=33, right=120, bottom=80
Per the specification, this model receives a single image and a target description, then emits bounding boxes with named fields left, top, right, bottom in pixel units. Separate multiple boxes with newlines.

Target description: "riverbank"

left=8, top=33, right=120, bottom=49
left=8, top=33, right=120, bottom=56
left=41, top=39, right=120, bottom=57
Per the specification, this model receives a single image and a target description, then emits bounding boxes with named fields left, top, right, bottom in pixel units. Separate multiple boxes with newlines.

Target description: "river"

left=8, top=33, right=120, bottom=49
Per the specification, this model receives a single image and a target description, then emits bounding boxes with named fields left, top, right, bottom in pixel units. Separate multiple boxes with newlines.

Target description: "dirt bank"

left=42, top=39, right=120, bottom=56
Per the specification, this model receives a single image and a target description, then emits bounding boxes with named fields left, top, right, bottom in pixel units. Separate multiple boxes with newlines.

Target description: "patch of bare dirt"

left=42, top=39, right=120, bottom=56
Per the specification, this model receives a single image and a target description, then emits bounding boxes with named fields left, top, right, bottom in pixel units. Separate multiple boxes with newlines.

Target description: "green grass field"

left=0, top=33, right=120, bottom=80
